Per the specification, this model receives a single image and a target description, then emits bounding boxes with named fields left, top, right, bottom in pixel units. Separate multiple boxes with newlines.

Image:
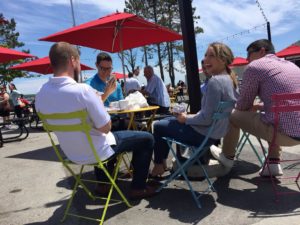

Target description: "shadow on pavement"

left=145, top=188, right=216, bottom=224
left=214, top=159, right=300, bottom=219
left=7, top=145, right=62, bottom=162
left=24, top=171, right=134, bottom=225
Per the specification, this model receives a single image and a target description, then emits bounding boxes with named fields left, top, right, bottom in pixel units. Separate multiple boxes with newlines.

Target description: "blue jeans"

left=153, top=117, right=216, bottom=164
left=95, top=130, right=154, bottom=190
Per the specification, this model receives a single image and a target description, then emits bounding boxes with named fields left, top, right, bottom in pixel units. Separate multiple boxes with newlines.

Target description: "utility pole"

left=267, top=21, right=271, bottom=42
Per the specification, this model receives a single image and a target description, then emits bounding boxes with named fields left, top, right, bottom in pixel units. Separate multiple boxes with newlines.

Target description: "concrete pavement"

left=0, top=127, right=300, bottom=225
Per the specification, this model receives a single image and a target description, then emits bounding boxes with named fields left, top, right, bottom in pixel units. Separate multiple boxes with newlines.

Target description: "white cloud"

left=193, top=0, right=300, bottom=56
left=2, top=0, right=300, bottom=91
left=26, top=0, right=125, bottom=12
left=194, top=0, right=300, bottom=36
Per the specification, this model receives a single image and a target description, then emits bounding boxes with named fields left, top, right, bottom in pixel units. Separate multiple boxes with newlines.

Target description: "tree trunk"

left=152, top=0, right=164, bottom=81
left=143, top=46, right=148, bottom=66
left=157, top=44, right=164, bottom=81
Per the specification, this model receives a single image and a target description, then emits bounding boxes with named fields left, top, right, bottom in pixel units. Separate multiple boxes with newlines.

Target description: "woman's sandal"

left=148, top=173, right=166, bottom=181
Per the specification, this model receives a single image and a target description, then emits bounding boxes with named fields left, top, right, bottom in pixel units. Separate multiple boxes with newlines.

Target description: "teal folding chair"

left=235, top=131, right=267, bottom=166
left=235, top=96, right=267, bottom=166
left=157, top=101, right=235, bottom=208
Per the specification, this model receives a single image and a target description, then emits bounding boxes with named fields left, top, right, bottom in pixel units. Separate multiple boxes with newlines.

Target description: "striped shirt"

left=237, top=54, right=300, bottom=137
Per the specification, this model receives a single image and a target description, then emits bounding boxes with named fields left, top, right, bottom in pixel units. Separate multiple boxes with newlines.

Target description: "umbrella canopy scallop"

left=0, top=46, right=35, bottom=63
left=9, top=56, right=94, bottom=74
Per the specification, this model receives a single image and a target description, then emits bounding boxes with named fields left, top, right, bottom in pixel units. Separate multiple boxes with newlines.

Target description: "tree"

left=0, top=13, right=30, bottom=84
left=124, top=0, right=203, bottom=86
left=154, top=0, right=203, bottom=87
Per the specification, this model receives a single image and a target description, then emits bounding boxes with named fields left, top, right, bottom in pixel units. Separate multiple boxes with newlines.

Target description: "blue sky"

left=1, top=0, right=300, bottom=94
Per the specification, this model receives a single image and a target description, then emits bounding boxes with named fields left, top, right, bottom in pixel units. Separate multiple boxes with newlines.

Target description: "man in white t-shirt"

left=124, top=72, right=141, bottom=95
left=35, top=42, right=158, bottom=200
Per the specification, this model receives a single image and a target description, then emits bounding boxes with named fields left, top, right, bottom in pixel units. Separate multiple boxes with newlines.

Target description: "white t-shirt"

left=124, top=77, right=141, bottom=95
left=35, top=76, right=115, bottom=164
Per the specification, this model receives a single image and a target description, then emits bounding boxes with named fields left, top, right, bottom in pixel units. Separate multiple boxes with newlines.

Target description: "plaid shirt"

left=237, top=54, right=300, bottom=137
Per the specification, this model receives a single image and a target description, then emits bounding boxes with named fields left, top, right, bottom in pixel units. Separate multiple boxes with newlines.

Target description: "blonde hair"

left=209, top=42, right=238, bottom=89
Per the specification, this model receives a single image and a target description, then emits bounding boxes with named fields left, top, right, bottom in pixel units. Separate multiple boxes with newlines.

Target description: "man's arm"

left=97, top=120, right=111, bottom=134
left=82, top=84, right=112, bottom=133
left=236, top=65, right=260, bottom=111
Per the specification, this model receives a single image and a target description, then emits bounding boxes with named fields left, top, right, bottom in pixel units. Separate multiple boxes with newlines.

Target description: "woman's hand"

left=176, top=112, right=187, bottom=124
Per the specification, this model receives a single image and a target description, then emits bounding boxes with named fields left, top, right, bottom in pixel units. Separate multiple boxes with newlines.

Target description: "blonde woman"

left=151, top=42, right=237, bottom=177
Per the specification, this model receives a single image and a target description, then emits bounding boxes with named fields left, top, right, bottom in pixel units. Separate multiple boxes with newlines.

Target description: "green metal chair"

left=38, top=110, right=131, bottom=225
left=156, top=101, right=235, bottom=208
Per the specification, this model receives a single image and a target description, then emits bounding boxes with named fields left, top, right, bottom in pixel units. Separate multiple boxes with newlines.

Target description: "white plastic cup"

left=118, top=100, right=129, bottom=110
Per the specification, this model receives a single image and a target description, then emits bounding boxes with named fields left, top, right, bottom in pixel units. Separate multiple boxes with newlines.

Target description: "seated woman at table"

left=151, top=42, right=238, bottom=177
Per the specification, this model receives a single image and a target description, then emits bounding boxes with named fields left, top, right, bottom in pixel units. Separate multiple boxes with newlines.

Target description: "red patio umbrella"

left=39, top=12, right=182, bottom=53
left=229, top=57, right=249, bottom=67
left=111, top=72, right=128, bottom=80
left=9, top=56, right=94, bottom=74
left=0, top=46, right=35, bottom=63
left=39, top=12, right=182, bottom=89
left=276, top=45, right=300, bottom=58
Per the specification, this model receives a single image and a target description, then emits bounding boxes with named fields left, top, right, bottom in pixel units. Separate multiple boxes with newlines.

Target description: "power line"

left=197, top=23, right=267, bottom=51
left=255, top=0, right=271, bottom=41
left=255, top=0, right=268, bottom=23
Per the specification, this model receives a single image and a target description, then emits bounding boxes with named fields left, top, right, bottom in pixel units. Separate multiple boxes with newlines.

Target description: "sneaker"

left=259, top=164, right=283, bottom=177
left=210, top=145, right=222, bottom=155
left=210, top=145, right=234, bottom=168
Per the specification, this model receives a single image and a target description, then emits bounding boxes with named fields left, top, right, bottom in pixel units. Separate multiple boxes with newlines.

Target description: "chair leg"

left=121, top=153, right=133, bottom=178
left=158, top=140, right=208, bottom=208
left=236, top=132, right=265, bottom=166
left=296, top=172, right=300, bottom=183
left=259, top=140, right=281, bottom=202
left=62, top=166, right=84, bottom=222
left=99, top=155, right=132, bottom=225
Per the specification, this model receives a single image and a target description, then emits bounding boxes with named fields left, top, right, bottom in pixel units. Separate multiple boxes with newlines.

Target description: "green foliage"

left=124, top=0, right=203, bottom=86
left=0, top=13, right=30, bottom=84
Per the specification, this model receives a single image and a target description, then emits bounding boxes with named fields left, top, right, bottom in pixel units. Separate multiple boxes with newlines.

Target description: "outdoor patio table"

left=108, top=105, right=159, bottom=131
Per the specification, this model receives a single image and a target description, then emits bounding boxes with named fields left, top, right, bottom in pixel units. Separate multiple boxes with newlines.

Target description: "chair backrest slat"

left=272, top=92, right=300, bottom=101
left=272, top=105, right=300, bottom=113
left=271, top=92, right=300, bottom=113
left=37, top=109, right=102, bottom=164
left=194, top=100, right=235, bottom=152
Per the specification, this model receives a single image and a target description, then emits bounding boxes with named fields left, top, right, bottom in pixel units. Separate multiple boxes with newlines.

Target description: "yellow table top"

left=108, top=105, right=159, bottom=114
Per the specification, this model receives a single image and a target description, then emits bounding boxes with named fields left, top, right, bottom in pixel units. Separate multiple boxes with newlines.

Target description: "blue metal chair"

left=156, top=101, right=235, bottom=208
left=235, top=131, right=266, bottom=166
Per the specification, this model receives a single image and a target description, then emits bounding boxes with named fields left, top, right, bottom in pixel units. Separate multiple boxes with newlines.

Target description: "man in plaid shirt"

left=210, top=39, right=300, bottom=176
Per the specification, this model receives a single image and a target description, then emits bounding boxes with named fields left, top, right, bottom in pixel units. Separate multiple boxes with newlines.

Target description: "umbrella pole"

left=119, top=27, right=126, bottom=95
left=121, top=51, right=127, bottom=95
